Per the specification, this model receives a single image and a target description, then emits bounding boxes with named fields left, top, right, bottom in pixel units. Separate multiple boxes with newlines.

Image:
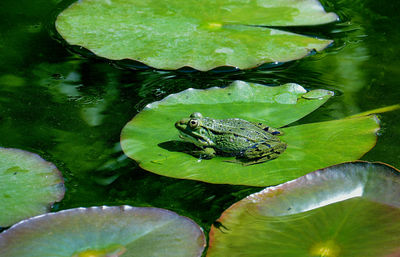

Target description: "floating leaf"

left=0, top=206, right=206, bottom=257
left=121, top=81, right=379, bottom=186
left=207, top=162, right=400, bottom=257
left=347, top=104, right=400, bottom=118
left=55, top=0, right=338, bottom=71
left=0, top=148, right=65, bottom=227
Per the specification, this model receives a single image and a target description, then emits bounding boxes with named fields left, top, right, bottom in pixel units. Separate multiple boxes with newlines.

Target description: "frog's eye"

left=189, top=119, right=199, bottom=128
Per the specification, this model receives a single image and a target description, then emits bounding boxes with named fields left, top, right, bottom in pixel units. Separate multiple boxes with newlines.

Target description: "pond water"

left=0, top=0, right=399, bottom=233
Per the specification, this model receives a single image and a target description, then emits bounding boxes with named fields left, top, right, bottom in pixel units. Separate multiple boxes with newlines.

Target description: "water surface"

left=0, top=0, right=399, bottom=230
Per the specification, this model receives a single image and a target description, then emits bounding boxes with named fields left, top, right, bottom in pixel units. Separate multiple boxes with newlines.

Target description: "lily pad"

left=0, top=148, right=65, bottom=227
left=207, top=162, right=400, bottom=257
left=55, top=0, right=338, bottom=71
left=0, top=206, right=206, bottom=257
left=120, top=81, right=379, bottom=186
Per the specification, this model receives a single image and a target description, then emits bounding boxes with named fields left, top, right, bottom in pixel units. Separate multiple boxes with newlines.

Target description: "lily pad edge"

left=0, top=147, right=66, bottom=227
left=1, top=205, right=207, bottom=256
left=54, top=0, right=338, bottom=71
left=207, top=160, right=400, bottom=256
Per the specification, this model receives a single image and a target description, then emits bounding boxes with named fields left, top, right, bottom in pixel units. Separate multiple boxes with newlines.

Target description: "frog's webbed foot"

left=184, top=147, right=216, bottom=159
left=251, top=122, right=284, bottom=136
left=239, top=155, right=278, bottom=166
left=223, top=157, right=273, bottom=166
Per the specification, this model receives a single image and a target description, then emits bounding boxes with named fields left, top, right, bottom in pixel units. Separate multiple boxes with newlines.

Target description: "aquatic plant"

left=207, top=162, right=400, bottom=257
left=121, top=81, right=379, bottom=186
left=0, top=148, right=65, bottom=227
left=55, top=0, right=337, bottom=71
left=0, top=206, right=206, bottom=257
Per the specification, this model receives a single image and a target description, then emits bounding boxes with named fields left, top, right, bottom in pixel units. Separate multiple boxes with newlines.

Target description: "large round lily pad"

left=207, top=162, right=400, bottom=257
left=0, top=148, right=65, bottom=227
left=120, top=81, right=379, bottom=186
left=55, top=0, right=338, bottom=71
left=0, top=206, right=206, bottom=257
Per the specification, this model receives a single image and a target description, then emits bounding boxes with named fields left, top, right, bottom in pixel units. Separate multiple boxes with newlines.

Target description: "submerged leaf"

left=207, top=162, right=400, bottom=257
left=55, top=0, right=338, bottom=71
left=0, top=206, right=206, bottom=257
left=0, top=148, right=65, bottom=227
left=121, top=81, right=379, bottom=186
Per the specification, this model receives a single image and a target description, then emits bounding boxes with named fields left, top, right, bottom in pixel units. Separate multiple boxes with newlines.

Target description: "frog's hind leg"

left=241, top=141, right=287, bottom=165
left=251, top=122, right=284, bottom=135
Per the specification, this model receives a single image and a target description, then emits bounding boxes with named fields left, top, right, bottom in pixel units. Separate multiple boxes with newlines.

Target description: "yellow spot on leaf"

left=72, top=245, right=126, bottom=257
left=310, top=240, right=340, bottom=257
left=207, top=22, right=222, bottom=30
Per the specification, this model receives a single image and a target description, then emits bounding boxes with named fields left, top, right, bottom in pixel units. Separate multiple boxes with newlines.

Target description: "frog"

left=175, top=112, right=287, bottom=165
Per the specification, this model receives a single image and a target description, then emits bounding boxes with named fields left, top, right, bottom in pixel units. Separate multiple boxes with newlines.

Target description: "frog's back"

left=202, top=117, right=277, bottom=142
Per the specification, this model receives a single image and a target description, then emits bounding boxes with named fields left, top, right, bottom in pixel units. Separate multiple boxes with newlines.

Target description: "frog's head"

left=175, top=112, right=214, bottom=147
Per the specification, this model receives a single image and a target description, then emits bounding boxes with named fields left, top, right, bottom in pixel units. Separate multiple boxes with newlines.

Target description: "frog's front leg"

left=242, top=141, right=287, bottom=165
left=188, top=147, right=216, bottom=159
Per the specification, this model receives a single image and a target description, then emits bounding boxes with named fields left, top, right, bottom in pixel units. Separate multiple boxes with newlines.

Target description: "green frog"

left=175, top=112, right=287, bottom=165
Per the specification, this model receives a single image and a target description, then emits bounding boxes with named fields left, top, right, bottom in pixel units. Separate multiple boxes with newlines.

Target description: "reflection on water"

left=0, top=0, right=399, bottom=229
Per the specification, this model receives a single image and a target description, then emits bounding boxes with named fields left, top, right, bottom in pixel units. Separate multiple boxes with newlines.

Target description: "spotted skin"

left=175, top=112, right=287, bottom=165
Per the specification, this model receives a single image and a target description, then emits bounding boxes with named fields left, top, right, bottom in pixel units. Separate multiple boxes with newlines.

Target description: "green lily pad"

left=207, top=162, right=400, bottom=257
left=121, top=81, right=379, bottom=186
left=0, top=206, right=206, bottom=257
left=55, top=0, right=338, bottom=71
left=0, top=148, right=65, bottom=227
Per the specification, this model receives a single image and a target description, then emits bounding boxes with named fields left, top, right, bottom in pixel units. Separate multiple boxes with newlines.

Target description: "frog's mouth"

left=178, top=131, right=207, bottom=147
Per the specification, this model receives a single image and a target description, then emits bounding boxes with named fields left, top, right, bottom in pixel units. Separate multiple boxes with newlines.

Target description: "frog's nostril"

left=176, top=118, right=189, bottom=127
left=175, top=120, right=185, bottom=128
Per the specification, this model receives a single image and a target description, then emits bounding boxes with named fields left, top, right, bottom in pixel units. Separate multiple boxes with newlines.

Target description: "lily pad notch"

left=55, top=0, right=339, bottom=71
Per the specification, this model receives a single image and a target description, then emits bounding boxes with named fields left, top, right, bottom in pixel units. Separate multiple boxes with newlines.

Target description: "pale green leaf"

left=0, top=206, right=206, bottom=257
left=0, top=148, right=65, bottom=227
left=207, top=162, right=400, bottom=257
left=55, top=0, right=338, bottom=71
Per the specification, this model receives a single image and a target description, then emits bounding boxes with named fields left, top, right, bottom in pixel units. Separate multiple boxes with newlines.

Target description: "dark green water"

left=0, top=0, right=399, bottom=233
